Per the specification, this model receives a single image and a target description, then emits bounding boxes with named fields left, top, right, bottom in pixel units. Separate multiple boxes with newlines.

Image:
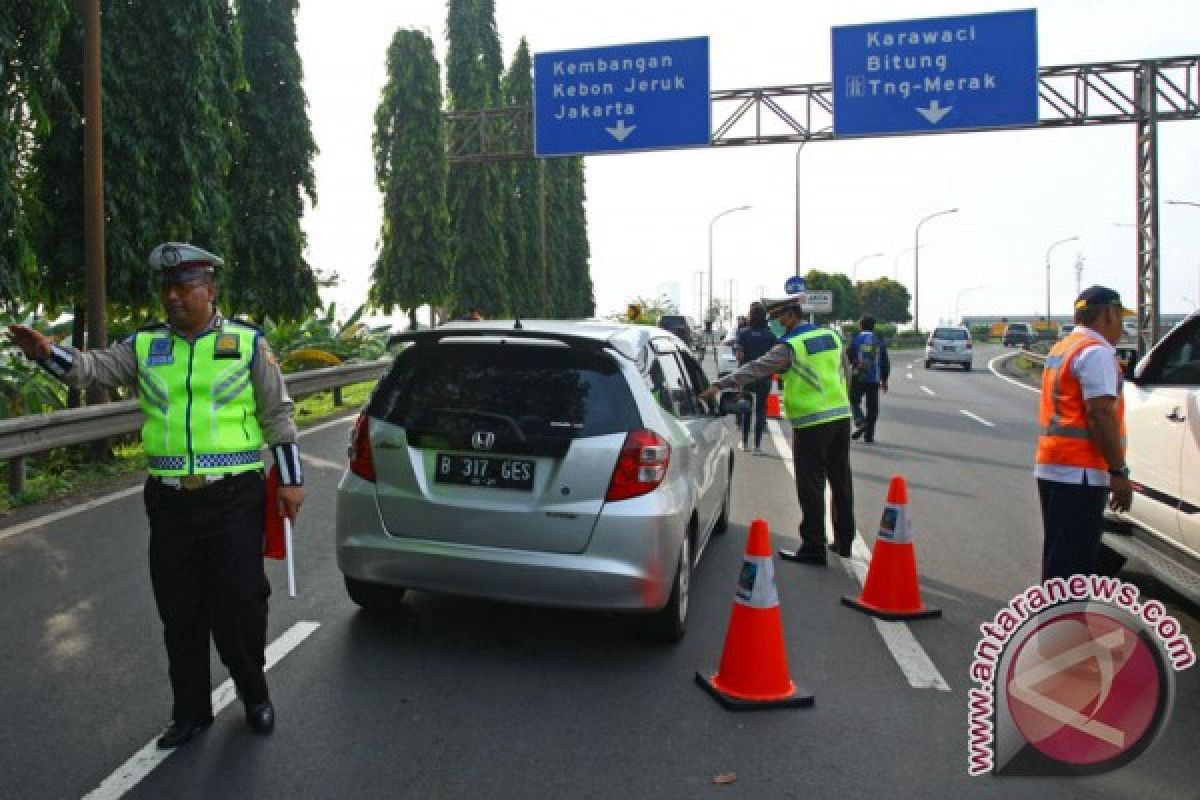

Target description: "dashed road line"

left=920, top=386, right=936, bottom=396
left=767, top=421, right=950, bottom=692
left=960, top=409, right=996, bottom=428
left=83, top=620, right=321, bottom=800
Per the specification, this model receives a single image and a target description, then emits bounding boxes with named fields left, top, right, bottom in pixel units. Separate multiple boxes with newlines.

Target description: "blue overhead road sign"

left=832, top=9, right=1038, bottom=137
left=534, top=37, right=710, bottom=157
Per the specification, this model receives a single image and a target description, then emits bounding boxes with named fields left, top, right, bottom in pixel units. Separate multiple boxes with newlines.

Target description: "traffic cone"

left=842, top=475, right=941, bottom=620
left=766, top=392, right=782, bottom=419
left=695, top=519, right=814, bottom=710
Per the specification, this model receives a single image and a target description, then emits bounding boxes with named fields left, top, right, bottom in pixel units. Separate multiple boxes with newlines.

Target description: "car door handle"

left=1166, top=408, right=1186, bottom=423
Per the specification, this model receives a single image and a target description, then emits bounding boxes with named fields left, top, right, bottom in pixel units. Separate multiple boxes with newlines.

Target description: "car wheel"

left=643, top=534, right=691, bottom=643
left=713, top=458, right=733, bottom=535
left=963, top=362, right=972, bottom=371
left=924, top=359, right=932, bottom=369
left=344, top=575, right=407, bottom=613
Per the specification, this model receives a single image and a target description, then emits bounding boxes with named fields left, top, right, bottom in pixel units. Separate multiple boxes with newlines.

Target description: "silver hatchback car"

left=925, top=326, right=973, bottom=370
left=336, top=320, right=738, bottom=641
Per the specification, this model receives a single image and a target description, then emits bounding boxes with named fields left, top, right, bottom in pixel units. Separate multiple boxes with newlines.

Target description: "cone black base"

left=694, top=672, right=814, bottom=711
left=841, top=595, right=942, bottom=620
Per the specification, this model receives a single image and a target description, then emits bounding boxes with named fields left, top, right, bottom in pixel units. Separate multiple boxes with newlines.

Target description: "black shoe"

left=156, top=717, right=213, bottom=749
left=778, top=548, right=827, bottom=566
left=828, top=541, right=853, bottom=558
left=245, top=701, right=275, bottom=735
left=863, top=436, right=875, bottom=444
left=851, top=425, right=865, bottom=441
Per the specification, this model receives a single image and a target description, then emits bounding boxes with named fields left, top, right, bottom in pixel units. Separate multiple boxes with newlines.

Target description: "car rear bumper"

left=926, top=348, right=971, bottom=364
left=335, top=475, right=685, bottom=611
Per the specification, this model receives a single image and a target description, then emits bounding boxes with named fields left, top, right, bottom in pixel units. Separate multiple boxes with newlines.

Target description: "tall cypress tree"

left=371, top=29, right=450, bottom=324
left=501, top=38, right=540, bottom=318
left=562, top=157, right=594, bottom=317
left=544, top=157, right=572, bottom=316
left=101, top=0, right=239, bottom=312
left=226, top=0, right=319, bottom=323
left=445, top=0, right=508, bottom=317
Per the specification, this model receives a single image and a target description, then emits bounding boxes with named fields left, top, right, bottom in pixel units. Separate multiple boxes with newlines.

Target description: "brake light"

left=965, top=341, right=973, bottom=350
left=348, top=413, right=376, bottom=482
left=606, top=429, right=671, bottom=501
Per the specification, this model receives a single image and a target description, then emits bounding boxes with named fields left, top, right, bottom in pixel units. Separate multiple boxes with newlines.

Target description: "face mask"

left=769, top=319, right=785, bottom=337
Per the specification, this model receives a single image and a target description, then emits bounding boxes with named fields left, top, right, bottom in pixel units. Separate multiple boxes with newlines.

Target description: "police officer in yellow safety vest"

left=701, top=295, right=857, bottom=565
left=1035, top=285, right=1134, bottom=581
left=7, top=243, right=306, bottom=749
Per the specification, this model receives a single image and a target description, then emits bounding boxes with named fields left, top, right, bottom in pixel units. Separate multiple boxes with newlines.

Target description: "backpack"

left=855, top=333, right=878, bottom=381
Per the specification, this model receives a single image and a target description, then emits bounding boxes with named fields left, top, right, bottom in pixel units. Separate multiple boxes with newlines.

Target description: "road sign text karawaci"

left=860, top=24, right=995, bottom=98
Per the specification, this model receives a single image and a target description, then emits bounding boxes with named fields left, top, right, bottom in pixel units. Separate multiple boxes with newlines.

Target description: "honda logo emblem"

left=471, top=431, right=495, bottom=451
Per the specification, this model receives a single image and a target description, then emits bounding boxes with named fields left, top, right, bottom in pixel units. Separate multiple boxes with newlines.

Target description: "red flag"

left=264, top=465, right=287, bottom=560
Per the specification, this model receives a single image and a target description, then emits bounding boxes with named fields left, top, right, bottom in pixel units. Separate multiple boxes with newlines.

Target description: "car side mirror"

left=717, top=390, right=751, bottom=416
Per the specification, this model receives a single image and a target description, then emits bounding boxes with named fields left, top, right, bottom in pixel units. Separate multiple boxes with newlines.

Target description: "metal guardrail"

left=0, top=359, right=390, bottom=493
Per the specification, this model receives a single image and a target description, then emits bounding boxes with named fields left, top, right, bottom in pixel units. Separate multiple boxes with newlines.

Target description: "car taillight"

left=606, top=429, right=671, bottom=501
left=965, top=341, right=973, bottom=350
left=348, top=413, right=376, bottom=482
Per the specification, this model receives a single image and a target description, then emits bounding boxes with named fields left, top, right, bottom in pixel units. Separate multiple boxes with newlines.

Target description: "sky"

left=294, top=0, right=1200, bottom=331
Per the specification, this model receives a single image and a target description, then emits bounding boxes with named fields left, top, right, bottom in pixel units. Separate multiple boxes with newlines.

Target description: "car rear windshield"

left=367, top=342, right=641, bottom=456
left=659, top=316, right=687, bottom=328
left=933, top=328, right=969, bottom=340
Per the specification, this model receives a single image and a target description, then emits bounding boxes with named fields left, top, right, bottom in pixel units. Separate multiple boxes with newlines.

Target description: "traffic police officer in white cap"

left=8, top=242, right=305, bottom=748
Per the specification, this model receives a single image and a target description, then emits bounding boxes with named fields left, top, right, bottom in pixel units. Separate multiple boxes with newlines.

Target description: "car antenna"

left=513, top=316, right=523, bottom=330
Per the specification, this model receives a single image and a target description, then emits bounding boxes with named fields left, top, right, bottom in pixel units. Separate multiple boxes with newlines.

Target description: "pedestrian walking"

left=849, top=315, right=890, bottom=443
left=1035, top=285, right=1134, bottom=580
left=734, top=302, right=778, bottom=454
left=7, top=242, right=305, bottom=749
left=701, top=296, right=856, bottom=563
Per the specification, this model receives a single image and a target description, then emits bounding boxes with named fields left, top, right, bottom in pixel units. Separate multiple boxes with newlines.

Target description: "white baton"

left=284, top=517, right=297, bottom=598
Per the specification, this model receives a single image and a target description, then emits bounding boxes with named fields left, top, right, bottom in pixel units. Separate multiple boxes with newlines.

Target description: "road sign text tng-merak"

left=534, top=37, right=710, bottom=157
left=832, top=9, right=1038, bottom=137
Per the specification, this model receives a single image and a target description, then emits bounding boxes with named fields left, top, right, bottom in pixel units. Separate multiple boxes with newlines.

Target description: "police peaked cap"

left=763, top=295, right=804, bottom=317
left=147, top=242, right=224, bottom=273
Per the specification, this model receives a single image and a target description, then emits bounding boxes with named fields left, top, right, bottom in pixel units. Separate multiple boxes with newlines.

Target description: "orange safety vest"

left=1035, top=331, right=1126, bottom=470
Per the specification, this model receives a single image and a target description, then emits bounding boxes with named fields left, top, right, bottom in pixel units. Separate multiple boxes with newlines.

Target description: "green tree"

left=226, top=0, right=319, bottom=323
left=445, top=0, right=509, bottom=317
left=857, top=277, right=912, bottom=324
left=1, top=1, right=69, bottom=305
left=101, top=0, right=240, bottom=312
left=371, top=28, right=451, bottom=327
left=804, top=269, right=859, bottom=322
left=560, top=156, right=594, bottom=316
left=543, top=157, right=571, bottom=315
left=501, top=38, right=541, bottom=317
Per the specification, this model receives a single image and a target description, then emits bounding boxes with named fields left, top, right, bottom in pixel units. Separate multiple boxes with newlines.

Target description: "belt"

left=154, top=473, right=236, bottom=491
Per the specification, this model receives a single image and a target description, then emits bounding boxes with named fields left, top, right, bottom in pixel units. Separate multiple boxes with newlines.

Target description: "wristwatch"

left=1108, top=465, right=1130, bottom=479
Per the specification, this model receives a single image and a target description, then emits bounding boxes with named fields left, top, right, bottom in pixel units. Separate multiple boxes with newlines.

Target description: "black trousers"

left=850, top=380, right=880, bottom=440
left=791, top=417, right=856, bottom=553
left=1037, top=478, right=1110, bottom=581
left=145, top=471, right=270, bottom=724
left=739, top=377, right=773, bottom=448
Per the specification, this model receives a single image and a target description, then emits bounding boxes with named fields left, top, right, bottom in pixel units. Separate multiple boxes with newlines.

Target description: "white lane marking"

left=920, top=386, right=936, bottom=396
left=960, top=409, right=996, bottom=428
left=0, top=417, right=357, bottom=542
left=766, top=422, right=950, bottom=692
left=84, top=620, right=320, bottom=800
left=906, top=373, right=914, bottom=380
left=988, top=352, right=1039, bottom=394
left=302, top=453, right=345, bottom=472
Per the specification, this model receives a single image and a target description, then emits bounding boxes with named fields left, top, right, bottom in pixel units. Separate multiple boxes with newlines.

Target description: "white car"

left=1106, top=310, right=1200, bottom=597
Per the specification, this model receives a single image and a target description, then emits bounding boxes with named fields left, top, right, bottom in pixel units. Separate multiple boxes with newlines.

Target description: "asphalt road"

left=1, top=343, right=1196, bottom=799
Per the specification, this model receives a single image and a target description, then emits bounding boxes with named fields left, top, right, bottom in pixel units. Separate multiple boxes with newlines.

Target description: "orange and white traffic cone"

left=842, top=475, right=941, bottom=620
left=695, top=519, right=814, bottom=710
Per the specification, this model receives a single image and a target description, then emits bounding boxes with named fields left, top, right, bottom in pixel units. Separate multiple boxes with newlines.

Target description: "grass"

left=0, top=381, right=376, bottom=513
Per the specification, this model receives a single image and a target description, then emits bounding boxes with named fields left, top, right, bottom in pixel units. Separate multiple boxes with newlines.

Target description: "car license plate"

left=942, top=345, right=956, bottom=352
left=434, top=453, right=535, bottom=490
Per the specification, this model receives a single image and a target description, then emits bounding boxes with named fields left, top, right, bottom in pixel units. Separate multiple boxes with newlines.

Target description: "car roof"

left=389, top=319, right=675, bottom=362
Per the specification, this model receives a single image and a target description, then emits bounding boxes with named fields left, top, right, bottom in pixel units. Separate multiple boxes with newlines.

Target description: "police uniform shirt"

left=1034, top=325, right=1121, bottom=488
left=39, top=311, right=299, bottom=465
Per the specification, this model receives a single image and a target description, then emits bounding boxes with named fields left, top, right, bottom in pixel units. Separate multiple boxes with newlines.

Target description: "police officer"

left=7, top=242, right=305, bottom=748
left=701, top=296, right=857, bottom=563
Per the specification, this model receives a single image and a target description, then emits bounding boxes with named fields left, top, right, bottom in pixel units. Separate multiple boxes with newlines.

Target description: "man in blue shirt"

left=849, top=315, right=890, bottom=443
left=734, top=302, right=778, bottom=453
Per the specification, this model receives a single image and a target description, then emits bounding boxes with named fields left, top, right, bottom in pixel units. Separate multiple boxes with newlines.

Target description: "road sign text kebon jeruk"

left=534, top=37, right=710, bottom=157
left=832, top=9, right=1038, bottom=137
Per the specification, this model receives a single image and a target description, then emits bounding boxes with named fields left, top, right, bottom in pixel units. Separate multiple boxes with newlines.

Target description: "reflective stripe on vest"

left=1035, top=331, right=1126, bottom=470
left=135, top=323, right=265, bottom=476
left=783, top=329, right=852, bottom=429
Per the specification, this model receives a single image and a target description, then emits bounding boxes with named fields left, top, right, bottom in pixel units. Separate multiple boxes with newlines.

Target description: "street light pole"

left=914, top=208, right=958, bottom=332
left=1044, top=235, right=1079, bottom=322
left=852, top=252, right=884, bottom=282
left=794, top=127, right=832, bottom=277
left=708, top=205, right=751, bottom=332
left=1168, top=200, right=1200, bottom=307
